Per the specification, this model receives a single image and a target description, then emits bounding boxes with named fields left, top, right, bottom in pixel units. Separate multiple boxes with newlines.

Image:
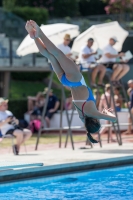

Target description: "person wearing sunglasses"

left=0, top=98, right=32, bottom=155
left=57, top=34, right=72, bottom=58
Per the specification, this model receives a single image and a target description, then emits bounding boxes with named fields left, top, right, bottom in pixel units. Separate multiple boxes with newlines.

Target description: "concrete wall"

left=24, top=110, right=130, bottom=131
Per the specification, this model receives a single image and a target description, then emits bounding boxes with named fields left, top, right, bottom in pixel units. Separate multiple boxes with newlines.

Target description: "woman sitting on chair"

left=25, top=20, right=116, bottom=143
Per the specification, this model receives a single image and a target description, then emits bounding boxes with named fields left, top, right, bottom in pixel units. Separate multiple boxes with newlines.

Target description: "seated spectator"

left=123, top=80, right=133, bottom=134
left=99, top=84, right=114, bottom=111
left=79, top=38, right=106, bottom=87
left=99, top=84, right=116, bottom=142
left=30, top=93, right=45, bottom=118
left=57, top=34, right=78, bottom=62
left=57, top=34, right=72, bottom=58
left=0, top=98, right=32, bottom=155
left=27, top=92, right=45, bottom=113
left=113, top=86, right=123, bottom=112
left=29, top=88, right=60, bottom=128
left=42, top=88, right=60, bottom=127
left=100, top=37, right=130, bottom=85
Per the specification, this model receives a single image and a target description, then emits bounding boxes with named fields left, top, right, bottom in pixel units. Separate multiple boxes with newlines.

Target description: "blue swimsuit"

left=60, top=74, right=99, bottom=143
left=60, top=74, right=95, bottom=103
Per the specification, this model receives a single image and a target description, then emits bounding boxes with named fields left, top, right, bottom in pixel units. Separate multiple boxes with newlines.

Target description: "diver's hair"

left=84, top=116, right=101, bottom=143
left=87, top=132, right=98, bottom=143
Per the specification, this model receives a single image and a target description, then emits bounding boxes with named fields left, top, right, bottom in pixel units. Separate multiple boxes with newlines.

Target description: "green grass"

left=1, top=134, right=86, bottom=148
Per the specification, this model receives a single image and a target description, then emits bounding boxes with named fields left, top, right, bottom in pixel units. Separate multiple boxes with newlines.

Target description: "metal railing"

left=0, top=37, right=49, bottom=69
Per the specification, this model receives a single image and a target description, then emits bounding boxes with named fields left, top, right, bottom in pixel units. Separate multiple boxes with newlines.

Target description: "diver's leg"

left=34, top=38, right=64, bottom=80
left=27, top=20, right=82, bottom=82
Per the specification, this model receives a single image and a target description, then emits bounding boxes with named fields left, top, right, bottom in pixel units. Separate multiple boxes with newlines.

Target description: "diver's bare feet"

left=30, top=20, right=40, bottom=38
left=25, top=21, right=35, bottom=39
left=102, top=108, right=113, bottom=115
left=102, top=108, right=117, bottom=122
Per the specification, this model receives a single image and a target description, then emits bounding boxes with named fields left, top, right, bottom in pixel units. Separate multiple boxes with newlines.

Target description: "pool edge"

left=0, top=155, right=133, bottom=183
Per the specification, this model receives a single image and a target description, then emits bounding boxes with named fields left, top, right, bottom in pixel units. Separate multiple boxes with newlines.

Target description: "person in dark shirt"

left=42, top=88, right=60, bottom=127
left=123, top=80, right=133, bottom=134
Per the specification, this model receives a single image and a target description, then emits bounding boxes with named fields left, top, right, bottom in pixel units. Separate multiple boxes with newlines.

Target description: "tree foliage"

left=11, top=72, right=50, bottom=81
left=2, top=0, right=48, bottom=25
left=79, top=0, right=106, bottom=16
left=12, top=7, right=48, bottom=25
left=50, top=0, right=79, bottom=17
left=2, top=0, right=107, bottom=17
left=102, top=0, right=133, bottom=14
left=8, top=99, right=27, bottom=118
left=2, top=0, right=79, bottom=17
left=2, top=0, right=16, bottom=11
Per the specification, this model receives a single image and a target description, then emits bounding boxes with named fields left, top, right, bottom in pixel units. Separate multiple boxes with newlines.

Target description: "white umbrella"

left=72, top=21, right=128, bottom=53
left=17, top=23, right=79, bottom=56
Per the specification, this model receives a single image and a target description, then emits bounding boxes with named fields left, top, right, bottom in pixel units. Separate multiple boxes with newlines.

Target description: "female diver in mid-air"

left=25, top=20, right=116, bottom=143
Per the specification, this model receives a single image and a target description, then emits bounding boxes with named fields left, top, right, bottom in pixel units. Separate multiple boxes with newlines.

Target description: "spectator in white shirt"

left=79, top=38, right=106, bottom=87
left=100, top=37, right=130, bottom=85
left=57, top=34, right=72, bottom=57
left=0, top=98, right=32, bottom=155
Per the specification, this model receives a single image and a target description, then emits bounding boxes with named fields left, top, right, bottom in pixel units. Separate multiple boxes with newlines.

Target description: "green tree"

left=102, top=0, right=133, bottom=14
left=12, top=7, right=48, bottom=25
left=3, top=0, right=79, bottom=17
left=79, top=0, right=106, bottom=16
left=2, top=0, right=48, bottom=25
left=2, top=0, right=16, bottom=11
left=52, top=0, right=79, bottom=17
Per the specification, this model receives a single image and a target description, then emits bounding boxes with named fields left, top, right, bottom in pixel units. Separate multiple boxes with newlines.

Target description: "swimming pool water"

left=0, top=165, right=133, bottom=200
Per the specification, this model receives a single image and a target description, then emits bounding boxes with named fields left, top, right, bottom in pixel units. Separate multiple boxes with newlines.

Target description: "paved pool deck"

left=1, top=142, right=133, bottom=167
left=0, top=142, right=133, bottom=183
